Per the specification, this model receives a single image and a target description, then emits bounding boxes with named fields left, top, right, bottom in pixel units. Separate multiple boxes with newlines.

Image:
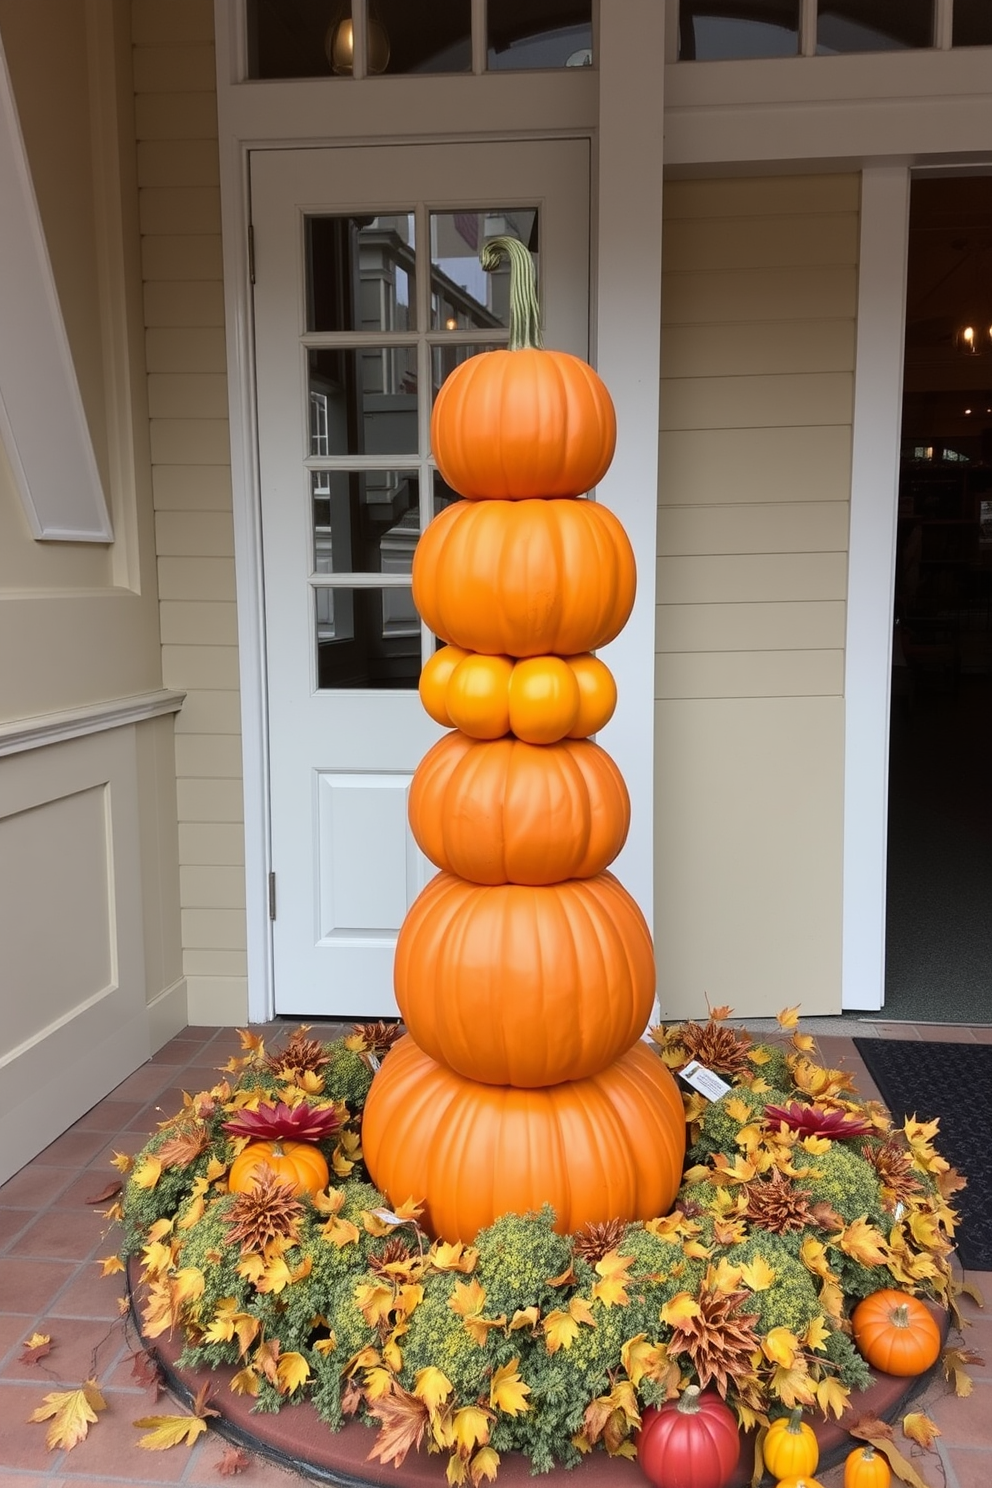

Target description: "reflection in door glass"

left=678, top=0, right=799, bottom=58
left=430, top=344, right=498, bottom=408
left=430, top=210, right=539, bottom=330
left=315, top=586, right=421, bottom=688
left=311, top=470, right=419, bottom=575
left=817, top=0, right=933, bottom=52
left=308, top=347, right=418, bottom=456
left=431, top=468, right=462, bottom=516
left=954, top=0, right=992, bottom=44
left=374, top=0, right=472, bottom=72
left=307, top=214, right=416, bottom=333
left=487, top=0, right=593, bottom=68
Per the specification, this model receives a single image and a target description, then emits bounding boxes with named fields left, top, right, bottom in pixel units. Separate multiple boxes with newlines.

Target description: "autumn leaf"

left=132, top=1156, right=162, bottom=1190
left=275, top=1352, right=310, bottom=1395
left=903, top=1412, right=941, bottom=1449
left=815, top=1375, right=849, bottom=1419
left=134, top=1414, right=209, bottom=1450
left=19, top=1333, right=52, bottom=1365
left=431, top=1241, right=479, bottom=1273
left=413, top=1366, right=453, bottom=1412
left=29, top=1380, right=107, bottom=1451
left=776, top=1004, right=801, bottom=1029
left=469, top=1445, right=500, bottom=1484
left=761, top=1326, right=800, bottom=1368
left=660, top=1293, right=701, bottom=1326
left=543, top=1308, right=581, bottom=1354
left=452, top=1405, right=491, bottom=1455
left=489, top=1358, right=531, bottom=1416
left=838, top=1216, right=889, bottom=1266
left=943, top=1345, right=982, bottom=1397
left=740, top=1255, right=777, bottom=1292
left=804, top=1314, right=830, bottom=1352
left=130, top=1350, right=164, bottom=1396
left=157, top=1128, right=210, bottom=1169
left=707, top=1003, right=733, bottom=1021
left=216, top=1446, right=252, bottom=1475
left=367, top=1383, right=430, bottom=1467
left=85, top=1179, right=123, bottom=1204
left=448, top=1277, right=487, bottom=1320
left=99, top=1254, right=126, bottom=1276
left=509, top=1306, right=540, bottom=1331
left=592, top=1250, right=634, bottom=1307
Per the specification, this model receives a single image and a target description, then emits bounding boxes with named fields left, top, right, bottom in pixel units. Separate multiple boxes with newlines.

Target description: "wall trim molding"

left=0, top=689, right=185, bottom=758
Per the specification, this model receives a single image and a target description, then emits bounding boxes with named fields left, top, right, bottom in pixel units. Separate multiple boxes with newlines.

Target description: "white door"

left=251, top=141, right=591, bottom=1017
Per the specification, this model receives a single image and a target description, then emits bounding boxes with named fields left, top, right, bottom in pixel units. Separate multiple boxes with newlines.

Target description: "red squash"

left=637, top=1386, right=741, bottom=1488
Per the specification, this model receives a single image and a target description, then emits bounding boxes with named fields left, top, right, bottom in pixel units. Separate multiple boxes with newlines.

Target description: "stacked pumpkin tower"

left=363, top=239, right=685, bottom=1243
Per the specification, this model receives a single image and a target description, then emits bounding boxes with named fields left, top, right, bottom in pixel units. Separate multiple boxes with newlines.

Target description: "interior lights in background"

left=325, top=3, right=390, bottom=74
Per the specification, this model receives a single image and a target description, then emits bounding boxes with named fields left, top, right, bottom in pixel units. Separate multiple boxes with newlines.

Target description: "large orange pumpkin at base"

left=394, top=870, right=655, bottom=1086
left=362, top=1036, right=687, bottom=1242
left=408, top=732, right=629, bottom=885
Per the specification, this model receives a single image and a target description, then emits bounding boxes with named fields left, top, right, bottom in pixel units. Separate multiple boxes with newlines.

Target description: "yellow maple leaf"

left=22, top=1332, right=51, bottom=1351
left=770, top=1363, right=816, bottom=1408
left=943, top=1346, right=980, bottom=1397
left=819, top=1278, right=845, bottom=1323
left=791, top=1031, right=817, bottom=1053
left=355, top=1281, right=396, bottom=1329
left=903, top=1411, right=941, bottom=1449
left=364, top=1366, right=395, bottom=1400
left=132, top=1156, right=162, bottom=1190
left=815, top=1375, right=849, bottom=1419
left=711, top=1152, right=757, bottom=1184
left=314, top=1333, right=338, bottom=1355
left=543, top=1309, right=580, bottom=1354
left=176, top=1195, right=205, bottom=1231
left=724, top=1095, right=752, bottom=1123
left=509, top=1306, right=540, bottom=1331
left=205, top=1156, right=228, bottom=1183
left=133, top=1414, right=208, bottom=1450
left=431, top=1241, right=479, bottom=1273
left=776, top=1004, right=801, bottom=1029
left=322, top=1216, right=361, bottom=1248
left=469, top=1445, right=500, bottom=1485
left=621, top=1334, right=678, bottom=1391
left=452, top=1405, right=491, bottom=1454
left=739, top=1256, right=776, bottom=1292
left=761, top=1327, right=800, bottom=1368
left=413, top=1366, right=453, bottom=1412
left=29, top=1380, right=107, bottom=1451
left=99, top=1254, right=126, bottom=1276
left=275, top=1352, right=310, bottom=1395
left=110, top=1151, right=134, bottom=1173
left=660, top=1293, right=701, bottom=1326
left=592, top=1250, right=634, bottom=1307
left=800, top=1235, right=837, bottom=1280
left=489, top=1359, right=531, bottom=1416
left=804, top=1314, right=830, bottom=1352
left=839, top=1216, right=888, bottom=1267
left=312, top=1186, right=345, bottom=1216
left=172, top=1267, right=205, bottom=1307
left=229, top=1366, right=260, bottom=1396
left=237, top=1028, right=265, bottom=1055
left=709, top=1257, right=744, bottom=1294
left=448, top=1277, right=487, bottom=1320
left=447, top=1455, right=468, bottom=1486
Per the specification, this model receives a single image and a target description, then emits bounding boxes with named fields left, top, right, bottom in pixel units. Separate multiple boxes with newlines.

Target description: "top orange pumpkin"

left=431, top=236, right=616, bottom=501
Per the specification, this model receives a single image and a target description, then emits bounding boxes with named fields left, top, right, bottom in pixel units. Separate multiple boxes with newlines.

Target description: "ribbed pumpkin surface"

left=395, top=871, right=653, bottom=1086
left=409, top=733, right=629, bottom=885
left=431, top=346, right=616, bottom=501
left=412, top=497, right=635, bottom=658
left=362, top=1036, right=686, bottom=1242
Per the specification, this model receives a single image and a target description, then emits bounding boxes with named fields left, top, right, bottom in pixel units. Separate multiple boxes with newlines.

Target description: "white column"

left=841, top=165, right=911, bottom=1009
left=595, top=0, right=666, bottom=933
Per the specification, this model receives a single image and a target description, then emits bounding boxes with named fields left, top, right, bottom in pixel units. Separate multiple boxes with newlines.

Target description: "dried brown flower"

left=352, top=1022, right=403, bottom=1058
left=224, top=1167, right=304, bottom=1253
left=862, top=1136, right=924, bottom=1212
left=368, top=1238, right=415, bottom=1277
left=670, top=1019, right=756, bottom=1078
left=572, top=1218, right=628, bottom=1264
left=157, top=1124, right=210, bottom=1170
left=743, top=1168, right=814, bottom=1234
left=266, top=1027, right=331, bottom=1077
left=667, top=1280, right=762, bottom=1401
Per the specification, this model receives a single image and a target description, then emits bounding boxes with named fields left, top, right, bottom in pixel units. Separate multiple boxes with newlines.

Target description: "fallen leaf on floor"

left=216, top=1446, right=252, bottom=1475
left=29, top=1379, right=107, bottom=1451
left=129, top=1349, right=164, bottom=1395
left=85, top=1179, right=123, bottom=1204
left=133, top=1413, right=209, bottom=1450
left=943, top=1345, right=983, bottom=1397
left=19, top=1333, right=52, bottom=1365
left=902, top=1412, right=941, bottom=1449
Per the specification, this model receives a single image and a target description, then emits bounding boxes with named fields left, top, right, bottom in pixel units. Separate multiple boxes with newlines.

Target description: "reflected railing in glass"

left=311, top=470, right=421, bottom=576
left=308, top=348, right=418, bottom=458
left=487, top=0, right=593, bottom=69
left=307, top=214, right=416, bottom=334
left=430, top=210, right=538, bottom=331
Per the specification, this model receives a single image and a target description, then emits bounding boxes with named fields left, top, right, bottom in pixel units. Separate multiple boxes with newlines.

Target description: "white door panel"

left=251, top=140, right=590, bottom=1016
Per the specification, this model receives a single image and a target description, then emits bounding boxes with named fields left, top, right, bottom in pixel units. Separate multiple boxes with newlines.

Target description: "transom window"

left=678, top=0, right=992, bottom=60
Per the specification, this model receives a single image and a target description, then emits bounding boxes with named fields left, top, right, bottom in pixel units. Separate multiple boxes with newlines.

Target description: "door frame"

left=212, top=4, right=667, bottom=1023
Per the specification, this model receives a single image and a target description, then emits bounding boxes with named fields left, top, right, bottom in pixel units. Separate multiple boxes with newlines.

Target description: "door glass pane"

left=375, top=0, right=472, bottom=72
left=953, top=0, right=992, bottom=46
left=315, top=586, right=421, bottom=688
left=307, top=215, right=416, bottom=333
left=431, top=343, right=499, bottom=407
left=430, top=210, right=539, bottom=330
left=309, top=347, right=418, bottom=456
left=816, top=0, right=933, bottom=53
left=312, top=470, right=420, bottom=575
left=432, top=468, right=462, bottom=516
left=247, top=0, right=337, bottom=77
left=678, top=0, right=799, bottom=59
left=487, top=0, right=593, bottom=69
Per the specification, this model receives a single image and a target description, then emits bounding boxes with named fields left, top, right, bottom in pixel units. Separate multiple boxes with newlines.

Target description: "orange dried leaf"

left=776, top=1005, right=801, bottom=1029
left=19, top=1334, right=52, bottom=1365
left=216, top=1446, right=252, bottom=1475
left=366, top=1384, right=430, bottom=1468
left=902, top=1412, right=941, bottom=1449
left=85, top=1179, right=123, bottom=1204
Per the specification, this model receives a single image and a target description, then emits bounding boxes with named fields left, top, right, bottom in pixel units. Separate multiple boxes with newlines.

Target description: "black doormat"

left=853, top=1039, right=991, bottom=1272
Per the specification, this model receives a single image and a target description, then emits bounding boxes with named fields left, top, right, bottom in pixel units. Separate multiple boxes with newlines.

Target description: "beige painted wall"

left=0, top=0, right=185, bottom=1176
left=655, top=174, right=856, bottom=1019
left=133, top=0, right=248, bottom=1024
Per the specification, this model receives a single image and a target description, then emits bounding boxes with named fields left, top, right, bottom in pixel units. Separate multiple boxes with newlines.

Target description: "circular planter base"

left=131, top=1267, right=946, bottom=1488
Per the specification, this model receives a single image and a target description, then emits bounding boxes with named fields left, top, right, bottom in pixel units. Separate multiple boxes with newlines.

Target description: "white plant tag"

left=679, top=1060, right=732, bottom=1102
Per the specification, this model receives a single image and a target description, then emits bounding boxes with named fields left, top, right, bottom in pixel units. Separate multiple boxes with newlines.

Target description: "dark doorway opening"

left=885, top=174, right=992, bottom=1022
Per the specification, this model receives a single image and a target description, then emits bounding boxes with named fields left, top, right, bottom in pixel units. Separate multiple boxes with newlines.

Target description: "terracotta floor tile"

left=69, top=1100, right=147, bottom=1134
left=941, top=1443, right=992, bottom=1488
left=56, top=1390, right=190, bottom=1481
left=871, top=1023, right=925, bottom=1039
left=0, top=1380, right=72, bottom=1469
left=8, top=1208, right=111, bottom=1264
left=0, top=1210, right=33, bottom=1252
left=921, top=1382, right=992, bottom=1446
left=47, top=1262, right=128, bottom=1323
left=184, top=1435, right=305, bottom=1485
left=0, top=1259, right=79, bottom=1318
left=106, top=1065, right=185, bottom=1103
left=913, top=1025, right=978, bottom=1043
left=33, top=1129, right=119, bottom=1169
left=0, top=1475, right=66, bottom=1488
left=0, top=1314, right=128, bottom=1386
left=969, top=1026, right=992, bottom=1043
left=0, top=1166, right=76, bottom=1209
left=0, top=1314, right=37, bottom=1368
left=52, top=1172, right=125, bottom=1211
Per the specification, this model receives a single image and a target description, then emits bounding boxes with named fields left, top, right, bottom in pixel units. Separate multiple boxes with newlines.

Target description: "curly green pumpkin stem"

left=786, top=1406, right=805, bottom=1432
left=677, top=1385, right=702, bottom=1414
left=480, top=234, right=543, bottom=352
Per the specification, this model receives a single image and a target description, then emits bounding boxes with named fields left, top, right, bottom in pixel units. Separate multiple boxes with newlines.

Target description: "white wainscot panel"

left=315, top=771, right=428, bottom=944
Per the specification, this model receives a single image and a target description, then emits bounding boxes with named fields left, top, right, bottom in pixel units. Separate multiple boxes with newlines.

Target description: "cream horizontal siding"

left=655, top=173, right=856, bottom=1020
left=134, top=0, right=245, bottom=1023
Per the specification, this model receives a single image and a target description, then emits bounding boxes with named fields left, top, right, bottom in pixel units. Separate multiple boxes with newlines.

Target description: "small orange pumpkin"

left=420, top=649, right=616, bottom=743
left=566, top=652, right=617, bottom=736
left=408, top=733, right=629, bottom=885
left=413, top=496, right=635, bottom=658
left=851, top=1290, right=942, bottom=1376
left=394, top=870, right=654, bottom=1086
left=227, top=1140, right=329, bottom=1197
left=430, top=236, right=616, bottom=501
left=418, top=644, right=468, bottom=726
left=445, top=653, right=513, bottom=739
left=506, top=656, right=580, bottom=743
left=844, top=1444, right=892, bottom=1488
left=362, top=1035, right=686, bottom=1242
